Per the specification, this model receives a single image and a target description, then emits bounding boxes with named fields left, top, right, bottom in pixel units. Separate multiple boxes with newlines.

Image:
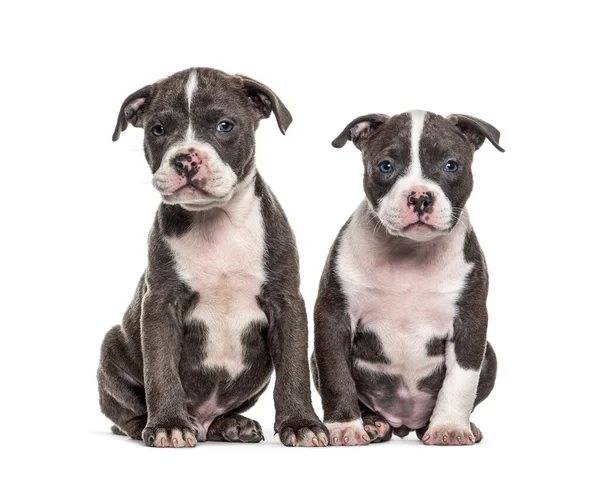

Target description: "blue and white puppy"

left=312, top=111, right=504, bottom=446
left=98, top=68, right=327, bottom=448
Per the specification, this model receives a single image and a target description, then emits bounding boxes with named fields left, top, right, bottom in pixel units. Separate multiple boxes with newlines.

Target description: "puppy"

left=97, top=67, right=327, bottom=448
left=312, top=110, right=503, bottom=445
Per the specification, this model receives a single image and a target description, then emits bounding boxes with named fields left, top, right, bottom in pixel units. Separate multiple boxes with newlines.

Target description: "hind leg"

left=98, top=327, right=196, bottom=447
left=206, top=413, right=264, bottom=443
left=99, top=391, right=146, bottom=439
left=205, top=386, right=267, bottom=444
left=97, top=325, right=148, bottom=440
left=466, top=342, right=497, bottom=443
left=474, top=342, right=497, bottom=408
left=360, top=403, right=392, bottom=443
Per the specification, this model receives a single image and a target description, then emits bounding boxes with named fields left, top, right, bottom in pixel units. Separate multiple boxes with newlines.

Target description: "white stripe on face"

left=185, top=70, right=198, bottom=142
left=185, top=69, right=198, bottom=111
left=409, top=109, right=426, bottom=179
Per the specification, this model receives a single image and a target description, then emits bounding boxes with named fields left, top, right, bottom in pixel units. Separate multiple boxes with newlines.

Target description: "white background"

left=1, top=1, right=598, bottom=476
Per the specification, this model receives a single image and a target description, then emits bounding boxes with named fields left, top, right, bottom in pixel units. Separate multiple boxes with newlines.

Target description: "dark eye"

left=216, top=120, right=234, bottom=132
left=444, top=159, right=459, bottom=172
left=377, top=160, right=394, bottom=174
left=150, top=124, right=165, bottom=137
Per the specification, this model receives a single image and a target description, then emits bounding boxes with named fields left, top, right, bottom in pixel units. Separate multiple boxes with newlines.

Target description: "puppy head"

left=112, top=68, right=291, bottom=211
left=333, top=111, right=504, bottom=242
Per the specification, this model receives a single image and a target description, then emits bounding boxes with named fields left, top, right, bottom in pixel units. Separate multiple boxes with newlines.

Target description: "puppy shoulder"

left=462, top=226, right=488, bottom=287
left=316, top=209, right=361, bottom=309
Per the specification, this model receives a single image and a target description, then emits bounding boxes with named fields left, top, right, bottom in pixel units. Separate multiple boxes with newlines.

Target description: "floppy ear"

left=331, top=114, right=390, bottom=149
left=446, top=114, right=505, bottom=152
left=112, top=85, right=152, bottom=142
left=239, top=76, right=292, bottom=134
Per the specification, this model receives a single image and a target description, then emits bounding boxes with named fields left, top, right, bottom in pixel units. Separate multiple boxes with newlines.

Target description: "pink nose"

left=407, top=189, right=434, bottom=213
left=171, top=148, right=208, bottom=176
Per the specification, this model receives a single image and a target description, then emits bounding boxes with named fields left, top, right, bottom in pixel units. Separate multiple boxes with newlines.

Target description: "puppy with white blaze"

left=311, top=110, right=504, bottom=446
left=97, top=68, right=327, bottom=448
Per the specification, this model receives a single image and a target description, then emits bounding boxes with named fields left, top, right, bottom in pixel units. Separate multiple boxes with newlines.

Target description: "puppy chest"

left=338, top=234, right=473, bottom=378
left=168, top=208, right=268, bottom=377
left=345, top=270, right=465, bottom=382
left=169, top=207, right=266, bottom=309
left=356, top=290, right=454, bottom=338
left=339, top=236, right=473, bottom=336
left=338, top=213, right=473, bottom=336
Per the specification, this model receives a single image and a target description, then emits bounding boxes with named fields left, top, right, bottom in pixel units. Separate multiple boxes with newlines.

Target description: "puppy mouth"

left=402, top=220, right=438, bottom=232
left=380, top=218, right=444, bottom=237
left=160, top=183, right=232, bottom=207
left=161, top=182, right=216, bottom=198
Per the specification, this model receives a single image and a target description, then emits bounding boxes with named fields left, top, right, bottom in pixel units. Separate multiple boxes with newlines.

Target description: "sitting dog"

left=312, top=110, right=503, bottom=445
left=97, top=67, right=327, bottom=448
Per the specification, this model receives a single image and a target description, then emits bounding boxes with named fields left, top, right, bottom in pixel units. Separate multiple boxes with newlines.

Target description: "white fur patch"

left=428, top=342, right=481, bottom=428
left=410, top=109, right=426, bottom=175
left=324, top=419, right=364, bottom=428
left=185, top=70, right=198, bottom=143
left=167, top=179, right=267, bottom=378
left=325, top=419, right=369, bottom=446
left=186, top=123, right=194, bottom=144
left=336, top=201, right=473, bottom=429
left=185, top=69, right=198, bottom=112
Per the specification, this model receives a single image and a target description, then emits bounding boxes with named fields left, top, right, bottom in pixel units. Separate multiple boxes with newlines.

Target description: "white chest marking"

left=337, top=202, right=472, bottom=386
left=167, top=184, right=267, bottom=378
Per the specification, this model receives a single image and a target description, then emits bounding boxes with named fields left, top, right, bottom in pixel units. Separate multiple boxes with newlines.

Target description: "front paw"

left=422, top=422, right=483, bottom=446
left=326, top=419, right=370, bottom=446
left=142, top=420, right=197, bottom=448
left=278, top=417, right=329, bottom=447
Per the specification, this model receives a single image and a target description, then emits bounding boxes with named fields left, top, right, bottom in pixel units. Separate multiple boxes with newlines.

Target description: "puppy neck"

left=157, top=168, right=260, bottom=237
left=195, top=169, right=259, bottom=225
